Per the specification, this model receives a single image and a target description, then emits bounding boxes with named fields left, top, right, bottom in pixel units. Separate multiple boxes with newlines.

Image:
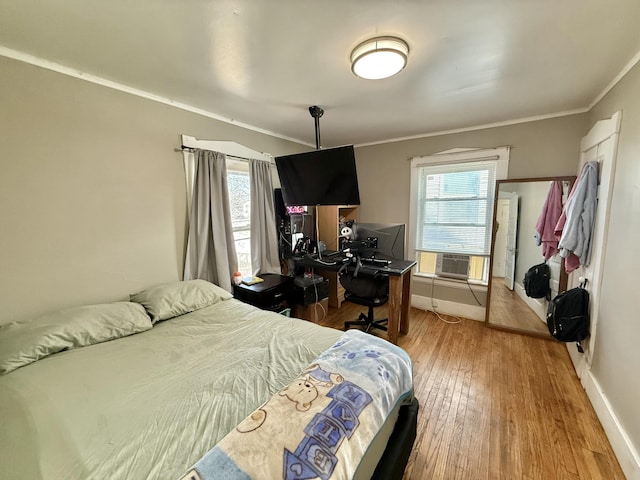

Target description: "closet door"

left=567, top=111, right=621, bottom=373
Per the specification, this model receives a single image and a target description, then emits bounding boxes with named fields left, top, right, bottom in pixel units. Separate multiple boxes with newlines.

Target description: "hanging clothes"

left=535, top=180, right=563, bottom=260
left=554, top=161, right=599, bottom=273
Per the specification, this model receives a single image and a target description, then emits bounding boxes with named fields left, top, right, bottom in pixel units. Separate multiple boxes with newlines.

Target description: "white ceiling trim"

left=354, top=109, right=588, bottom=148
left=0, top=45, right=313, bottom=148
left=2, top=43, right=638, bottom=148
left=588, top=48, right=640, bottom=110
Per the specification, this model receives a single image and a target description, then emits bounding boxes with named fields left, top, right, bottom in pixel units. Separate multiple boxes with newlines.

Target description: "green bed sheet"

left=0, top=299, right=343, bottom=480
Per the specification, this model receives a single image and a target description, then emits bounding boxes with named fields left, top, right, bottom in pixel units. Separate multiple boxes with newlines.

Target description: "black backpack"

left=547, top=286, right=590, bottom=351
left=523, top=262, right=551, bottom=299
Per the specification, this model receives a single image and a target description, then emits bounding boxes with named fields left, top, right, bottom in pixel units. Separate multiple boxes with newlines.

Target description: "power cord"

left=430, top=275, right=461, bottom=324
left=308, top=256, right=337, bottom=266
left=311, top=270, right=327, bottom=322
left=465, top=279, right=484, bottom=306
left=314, top=299, right=327, bottom=322
left=279, top=229, right=292, bottom=246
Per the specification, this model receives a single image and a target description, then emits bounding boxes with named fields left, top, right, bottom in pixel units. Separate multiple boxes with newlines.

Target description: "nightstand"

left=233, top=274, right=293, bottom=313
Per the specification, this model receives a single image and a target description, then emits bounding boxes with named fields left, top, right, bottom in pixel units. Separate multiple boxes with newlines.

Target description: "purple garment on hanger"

left=535, top=181, right=563, bottom=260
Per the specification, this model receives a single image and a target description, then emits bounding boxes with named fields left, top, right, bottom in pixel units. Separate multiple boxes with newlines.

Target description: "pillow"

left=0, top=302, right=152, bottom=375
left=129, top=279, right=232, bottom=323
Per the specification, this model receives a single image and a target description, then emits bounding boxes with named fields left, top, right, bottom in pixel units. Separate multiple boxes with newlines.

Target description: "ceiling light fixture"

left=350, top=36, right=409, bottom=80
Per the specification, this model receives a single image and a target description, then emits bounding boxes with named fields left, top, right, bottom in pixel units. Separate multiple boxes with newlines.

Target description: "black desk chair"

left=340, top=271, right=389, bottom=334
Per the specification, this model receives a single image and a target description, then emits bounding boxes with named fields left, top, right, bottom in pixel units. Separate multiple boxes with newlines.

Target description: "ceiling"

left=2, top=0, right=640, bottom=147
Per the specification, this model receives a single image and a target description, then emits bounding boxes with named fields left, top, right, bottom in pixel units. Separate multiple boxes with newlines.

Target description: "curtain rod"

left=179, top=145, right=267, bottom=163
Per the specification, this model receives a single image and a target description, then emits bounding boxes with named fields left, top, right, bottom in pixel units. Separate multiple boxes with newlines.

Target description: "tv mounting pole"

left=308, top=105, right=324, bottom=150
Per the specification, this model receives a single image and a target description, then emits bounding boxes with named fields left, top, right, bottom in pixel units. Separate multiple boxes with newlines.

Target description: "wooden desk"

left=386, top=263, right=414, bottom=344
left=295, top=256, right=416, bottom=345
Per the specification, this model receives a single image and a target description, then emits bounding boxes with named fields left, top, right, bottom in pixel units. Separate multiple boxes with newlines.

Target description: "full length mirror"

left=486, top=176, right=576, bottom=336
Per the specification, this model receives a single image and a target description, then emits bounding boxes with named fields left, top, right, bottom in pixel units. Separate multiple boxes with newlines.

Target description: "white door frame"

left=567, top=111, right=621, bottom=375
left=503, top=192, right=519, bottom=290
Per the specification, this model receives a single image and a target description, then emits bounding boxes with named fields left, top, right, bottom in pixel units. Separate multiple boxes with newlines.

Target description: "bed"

left=0, top=280, right=416, bottom=480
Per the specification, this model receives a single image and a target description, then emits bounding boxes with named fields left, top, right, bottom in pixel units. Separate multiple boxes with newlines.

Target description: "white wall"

left=355, top=115, right=586, bottom=306
left=510, top=181, right=550, bottom=286
left=580, top=60, right=640, bottom=477
left=0, top=56, right=307, bottom=324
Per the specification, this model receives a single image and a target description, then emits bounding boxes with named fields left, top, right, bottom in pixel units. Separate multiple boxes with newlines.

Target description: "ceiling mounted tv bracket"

left=308, top=105, right=324, bottom=150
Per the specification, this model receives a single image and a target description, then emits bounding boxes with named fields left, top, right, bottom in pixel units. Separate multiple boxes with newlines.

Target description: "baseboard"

left=514, top=282, right=546, bottom=322
left=578, top=365, right=640, bottom=479
left=411, top=294, right=485, bottom=321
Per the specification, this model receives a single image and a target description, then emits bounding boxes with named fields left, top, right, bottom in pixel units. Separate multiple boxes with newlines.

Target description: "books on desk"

left=241, top=276, right=264, bottom=285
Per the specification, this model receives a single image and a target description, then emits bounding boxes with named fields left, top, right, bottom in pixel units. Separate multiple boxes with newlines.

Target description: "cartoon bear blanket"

left=179, top=329, right=413, bottom=480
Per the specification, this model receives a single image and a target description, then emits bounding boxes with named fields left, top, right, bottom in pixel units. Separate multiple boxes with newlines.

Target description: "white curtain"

left=183, top=149, right=237, bottom=292
left=249, top=159, right=281, bottom=275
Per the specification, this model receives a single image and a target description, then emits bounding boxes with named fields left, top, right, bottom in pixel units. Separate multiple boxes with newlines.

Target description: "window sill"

left=413, top=273, right=488, bottom=291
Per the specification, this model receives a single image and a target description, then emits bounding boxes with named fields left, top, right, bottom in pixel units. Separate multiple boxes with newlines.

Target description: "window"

left=226, top=158, right=252, bottom=276
left=409, top=147, right=509, bottom=284
left=181, top=136, right=276, bottom=280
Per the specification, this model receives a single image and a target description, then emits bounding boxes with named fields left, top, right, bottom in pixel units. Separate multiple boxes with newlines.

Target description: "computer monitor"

left=352, top=222, right=406, bottom=260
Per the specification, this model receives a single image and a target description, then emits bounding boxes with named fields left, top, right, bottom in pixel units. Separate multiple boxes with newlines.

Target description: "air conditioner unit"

left=436, top=253, right=471, bottom=280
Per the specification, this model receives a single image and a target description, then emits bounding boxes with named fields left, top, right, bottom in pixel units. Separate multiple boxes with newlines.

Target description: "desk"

left=295, top=255, right=416, bottom=345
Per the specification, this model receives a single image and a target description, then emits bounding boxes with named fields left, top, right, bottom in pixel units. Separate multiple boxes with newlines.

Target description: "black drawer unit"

left=292, top=275, right=329, bottom=306
left=233, top=274, right=294, bottom=311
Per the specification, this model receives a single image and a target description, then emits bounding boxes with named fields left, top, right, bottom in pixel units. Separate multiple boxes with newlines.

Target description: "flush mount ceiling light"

left=350, top=36, right=409, bottom=80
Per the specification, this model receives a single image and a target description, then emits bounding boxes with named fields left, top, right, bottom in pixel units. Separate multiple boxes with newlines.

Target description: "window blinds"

left=415, top=160, right=497, bottom=256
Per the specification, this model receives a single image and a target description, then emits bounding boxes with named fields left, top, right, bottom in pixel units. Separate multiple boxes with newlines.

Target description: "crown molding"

left=0, top=46, right=312, bottom=147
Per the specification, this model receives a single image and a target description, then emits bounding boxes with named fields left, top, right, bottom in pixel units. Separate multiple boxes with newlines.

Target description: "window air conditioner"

left=436, top=254, right=471, bottom=280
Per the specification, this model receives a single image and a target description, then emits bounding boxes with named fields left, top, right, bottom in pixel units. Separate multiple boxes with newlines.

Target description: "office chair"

left=340, top=271, right=389, bottom=334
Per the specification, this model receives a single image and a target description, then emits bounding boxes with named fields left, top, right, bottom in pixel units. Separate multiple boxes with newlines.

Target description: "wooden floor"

left=316, top=304, right=625, bottom=480
left=489, top=277, right=549, bottom=335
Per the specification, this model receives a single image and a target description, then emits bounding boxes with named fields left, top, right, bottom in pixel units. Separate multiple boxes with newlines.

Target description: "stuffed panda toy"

left=340, top=225, right=354, bottom=240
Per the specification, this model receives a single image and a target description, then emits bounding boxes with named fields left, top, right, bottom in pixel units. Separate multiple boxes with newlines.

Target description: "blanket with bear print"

left=179, top=329, right=413, bottom=480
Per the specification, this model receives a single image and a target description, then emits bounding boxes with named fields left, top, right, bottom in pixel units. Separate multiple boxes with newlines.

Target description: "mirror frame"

left=485, top=176, right=576, bottom=337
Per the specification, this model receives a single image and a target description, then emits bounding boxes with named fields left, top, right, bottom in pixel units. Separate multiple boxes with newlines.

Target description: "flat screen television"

left=275, top=145, right=360, bottom=206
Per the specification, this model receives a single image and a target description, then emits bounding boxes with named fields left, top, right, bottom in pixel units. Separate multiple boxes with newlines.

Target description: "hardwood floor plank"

left=431, top=325, right=470, bottom=478
left=488, top=278, right=549, bottom=335
left=455, top=326, right=492, bottom=479
left=313, top=304, right=624, bottom=479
